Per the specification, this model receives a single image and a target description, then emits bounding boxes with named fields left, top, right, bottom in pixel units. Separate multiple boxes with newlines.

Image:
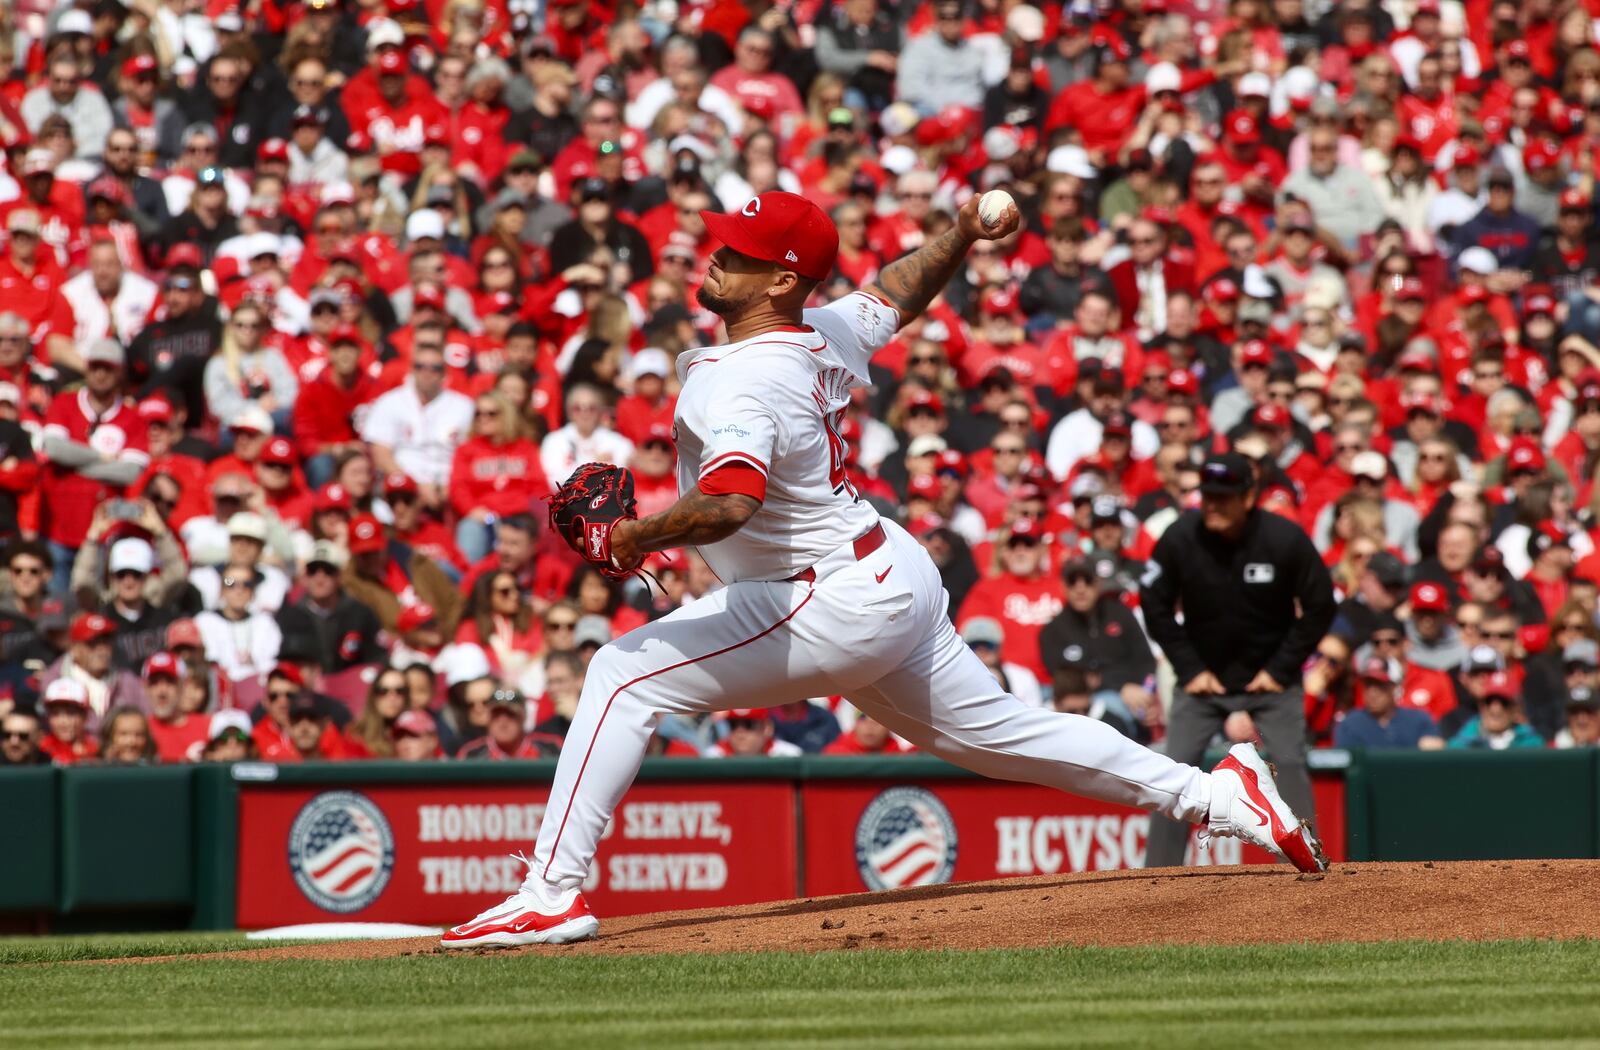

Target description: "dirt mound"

left=137, top=860, right=1600, bottom=963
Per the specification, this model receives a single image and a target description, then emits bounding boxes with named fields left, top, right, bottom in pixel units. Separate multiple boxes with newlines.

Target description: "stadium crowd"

left=3, top=0, right=1600, bottom=771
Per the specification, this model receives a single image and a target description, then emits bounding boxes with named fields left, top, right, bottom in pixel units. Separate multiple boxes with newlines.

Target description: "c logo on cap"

left=741, top=197, right=761, bottom=217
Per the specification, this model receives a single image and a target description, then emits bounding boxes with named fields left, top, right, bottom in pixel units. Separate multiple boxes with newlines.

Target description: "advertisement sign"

left=802, top=772, right=1346, bottom=896
left=236, top=782, right=796, bottom=928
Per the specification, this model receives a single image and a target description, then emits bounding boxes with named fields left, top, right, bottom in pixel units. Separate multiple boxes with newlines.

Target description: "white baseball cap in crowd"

left=1238, top=72, right=1272, bottom=99
left=227, top=511, right=269, bottom=542
left=1005, top=4, right=1045, bottom=42
left=209, top=709, right=254, bottom=741
left=405, top=208, right=446, bottom=242
left=573, top=615, right=612, bottom=650
left=1045, top=145, right=1097, bottom=179
left=1144, top=62, right=1182, bottom=94
left=879, top=144, right=919, bottom=175
left=365, top=17, right=405, bottom=51
left=1457, top=246, right=1499, bottom=275
left=906, top=435, right=949, bottom=458
left=232, top=404, right=274, bottom=435
left=109, top=538, right=156, bottom=576
left=44, top=677, right=91, bottom=707
left=438, top=643, right=492, bottom=687
left=628, top=347, right=672, bottom=380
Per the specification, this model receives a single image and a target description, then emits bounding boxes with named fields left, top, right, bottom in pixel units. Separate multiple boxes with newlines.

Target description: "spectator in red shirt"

left=38, top=678, right=98, bottom=765
left=292, top=326, right=382, bottom=488
left=457, top=690, right=559, bottom=759
left=450, top=389, right=549, bottom=563
left=613, top=348, right=677, bottom=446
left=143, top=651, right=208, bottom=763
left=955, top=518, right=1065, bottom=680
left=823, top=709, right=911, bottom=755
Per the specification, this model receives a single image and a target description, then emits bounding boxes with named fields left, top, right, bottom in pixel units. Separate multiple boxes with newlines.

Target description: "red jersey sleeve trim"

left=700, top=450, right=769, bottom=478
left=698, top=461, right=768, bottom=502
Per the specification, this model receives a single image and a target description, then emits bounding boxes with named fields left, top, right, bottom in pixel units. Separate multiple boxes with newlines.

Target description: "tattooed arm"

left=864, top=194, right=1021, bottom=325
left=610, top=486, right=761, bottom=566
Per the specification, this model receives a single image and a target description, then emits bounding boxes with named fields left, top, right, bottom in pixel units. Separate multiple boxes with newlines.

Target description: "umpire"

left=1140, top=452, right=1335, bottom=867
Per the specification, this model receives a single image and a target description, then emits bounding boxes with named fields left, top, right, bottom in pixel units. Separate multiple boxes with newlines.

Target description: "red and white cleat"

left=1201, top=743, right=1329, bottom=873
left=440, top=884, right=600, bottom=949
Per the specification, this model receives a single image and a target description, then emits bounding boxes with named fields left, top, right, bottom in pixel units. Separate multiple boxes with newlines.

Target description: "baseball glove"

left=547, top=462, right=639, bottom=579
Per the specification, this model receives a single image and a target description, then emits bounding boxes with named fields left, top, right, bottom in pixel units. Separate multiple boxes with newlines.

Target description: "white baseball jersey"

left=671, top=290, right=898, bottom=583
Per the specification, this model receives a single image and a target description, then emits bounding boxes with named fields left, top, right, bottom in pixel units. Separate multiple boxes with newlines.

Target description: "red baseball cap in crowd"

left=1524, top=291, right=1557, bottom=317
left=384, top=472, right=419, bottom=497
left=348, top=513, right=386, bottom=554
left=1561, top=188, right=1591, bottom=211
left=981, top=287, right=1021, bottom=317
left=700, top=192, right=839, bottom=281
left=260, top=437, right=296, bottom=465
left=413, top=284, right=447, bottom=311
left=1395, top=276, right=1427, bottom=301
left=936, top=448, right=967, bottom=478
left=258, top=137, right=289, bottom=163
left=166, top=618, right=202, bottom=648
left=1239, top=340, right=1274, bottom=367
left=1396, top=349, right=1438, bottom=373
left=1410, top=581, right=1450, bottom=613
left=723, top=707, right=771, bottom=721
left=1253, top=403, right=1290, bottom=430
left=1452, top=144, right=1482, bottom=168
left=1167, top=368, right=1199, bottom=396
left=1505, top=40, right=1533, bottom=61
left=1401, top=390, right=1441, bottom=416
left=376, top=48, right=407, bottom=74
left=1482, top=670, right=1517, bottom=700
left=1224, top=111, right=1260, bottom=144
left=143, top=652, right=182, bottom=680
left=1102, top=410, right=1132, bottom=437
left=1460, top=284, right=1491, bottom=305
left=906, top=388, right=945, bottom=416
left=394, top=709, right=437, bottom=737
left=1523, top=138, right=1562, bottom=173
left=1206, top=277, right=1240, bottom=303
left=329, top=324, right=365, bottom=348
left=397, top=603, right=438, bottom=633
left=1358, top=656, right=1399, bottom=684
left=1530, top=520, right=1573, bottom=558
left=1508, top=441, right=1547, bottom=474
left=122, top=54, right=159, bottom=79
left=70, top=612, right=116, bottom=643
left=269, top=662, right=304, bottom=686
left=314, top=482, right=352, bottom=513
left=907, top=474, right=941, bottom=501
left=138, top=395, right=175, bottom=424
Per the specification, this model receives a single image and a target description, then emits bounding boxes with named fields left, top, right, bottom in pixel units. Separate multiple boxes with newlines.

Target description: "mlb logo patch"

left=1243, top=563, right=1275, bottom=584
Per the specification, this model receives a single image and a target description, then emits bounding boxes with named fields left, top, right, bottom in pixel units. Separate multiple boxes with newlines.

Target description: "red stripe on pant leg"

left=541, top=589, right=817, bottom=881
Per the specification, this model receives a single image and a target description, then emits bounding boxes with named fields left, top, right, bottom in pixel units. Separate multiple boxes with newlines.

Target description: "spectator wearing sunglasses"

left=0, top=540, right=60, bottom=672
left=0, top=708, right=46, bottom=766
left=456, top=689, right=561, bottom=760
left=1142, top=452, right=1335, bottom=867
left=195, top=565, right=282, bottom=683
left=275, top=541, right=383, bottom=675
left=1446, top=670, right=1544, bottom=750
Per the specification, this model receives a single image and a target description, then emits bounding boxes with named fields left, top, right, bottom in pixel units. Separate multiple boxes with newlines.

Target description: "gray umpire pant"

left=1144, top=685, right=1315, bottom=868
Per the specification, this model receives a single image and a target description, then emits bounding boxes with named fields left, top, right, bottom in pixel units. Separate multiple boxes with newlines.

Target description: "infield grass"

left=4, top=937, right=1599, bottom=1049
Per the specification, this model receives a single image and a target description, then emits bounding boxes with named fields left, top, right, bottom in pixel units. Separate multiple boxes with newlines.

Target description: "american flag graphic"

left=299, top=804, right=386, bottom=901
left=864, top=796, right=953, bottom=889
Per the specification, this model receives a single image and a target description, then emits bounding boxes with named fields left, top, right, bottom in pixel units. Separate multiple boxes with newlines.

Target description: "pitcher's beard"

left=695, top=283, right=740, bottom=316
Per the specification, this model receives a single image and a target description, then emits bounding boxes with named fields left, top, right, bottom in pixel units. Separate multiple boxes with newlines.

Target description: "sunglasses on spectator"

left=413, top=361, right=445, bottom=373
left=223, top=576, right=256, bottom=590
left=1481, top=630, right=1515, bottom=641
left=113, top=569, right=146, bottom=580
left=910, top=354, right=942, bottom=366
left=494, top=585, right=519, bottom=597
left=307, top=562, right=339, bottom=576
left=9, top=563, right=44, bottom=576
left=727, top=718, right=764, bottom=730
left=375, top=682, right=407, bottom=696
left=268, top=688, right=299, bottom=701
left=2, top=730, right=30, bottom=740
left=1371, top=634, right=1403, bottom=646
left=545, top=619, right=577, bottom=631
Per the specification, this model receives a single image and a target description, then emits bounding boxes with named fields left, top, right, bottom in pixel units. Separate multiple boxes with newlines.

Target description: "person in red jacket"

left=955, top=518, right=1066, bottom=680
left=344, top=48, right=449, bottom=177
left=143, top=652, right=208, bottom=763
left=292, top=326, right=382, bottom=488
left=612, top=348, right=677, bottom=445
left=449, top=389, right=549, bottom=564
left=823, top=709, right=912, bottom=755
left=38, top=678, right=99, bottom=765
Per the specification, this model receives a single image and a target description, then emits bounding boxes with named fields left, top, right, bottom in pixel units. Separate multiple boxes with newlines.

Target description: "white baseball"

left=977, top=189, right=1015, bottom=229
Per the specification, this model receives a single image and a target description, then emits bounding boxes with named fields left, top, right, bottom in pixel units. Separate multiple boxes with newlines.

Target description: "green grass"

left=5, top=938, right=1600, bottom=1048
left=0, top=930, right=278, bottom=964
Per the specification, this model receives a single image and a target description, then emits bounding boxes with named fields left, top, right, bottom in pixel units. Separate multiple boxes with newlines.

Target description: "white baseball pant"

left=532, top=520, right=1213, bottom=887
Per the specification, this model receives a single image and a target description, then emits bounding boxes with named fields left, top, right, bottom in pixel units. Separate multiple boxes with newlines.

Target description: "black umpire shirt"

left=1140, top=508, right=1335, bottom=693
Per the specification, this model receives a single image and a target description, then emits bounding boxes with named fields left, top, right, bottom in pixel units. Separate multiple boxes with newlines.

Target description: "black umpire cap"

left=1198, top=453, right=1254, bottom=495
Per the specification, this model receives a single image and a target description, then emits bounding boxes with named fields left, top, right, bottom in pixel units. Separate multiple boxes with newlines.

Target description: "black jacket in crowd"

left=1037, top=596, right=1155, bottom=690
left=106, top=602, right=177, bottom=673
left=126, top=300, right=223, bottom=425
left=276, top=595, right=386, bottom=675
left=1141, top=508, right=1336, bottom=692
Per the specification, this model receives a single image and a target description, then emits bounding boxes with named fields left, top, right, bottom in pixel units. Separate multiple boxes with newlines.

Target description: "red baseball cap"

left=1396, top=277, right=1427, bottom=301
left=1508, top=441, right=1547, bottom=473
left=906, top=388, right=945, bottom=415
left=138, top=395, right=175, bottom=423
left=258, top=137, right=289, bottom=163
left=166, top=618, right=202, bottom=648
left=1358, top=655, right=1399, bottom=683
left=1224, top=111, right=1260, bottom=144
left=384, top=472, right=419, bottom=497
left=643, top=422, right=676, bottom=447
left=1253, top=403, right=1290, bottom=430
left=1460, top=284, right=1491, bottom=305
left=1397, top=349, right=1438, bottom=373
left=1561, top=188, right=1591, bottom=211
left=936, top=448, right=967, bottom=477
left=1206, top=277, right=1240, bottom=302
left=1505, top=40, right=1533, bottom=61
left=260, top=437, right=295, bottom=465
left=723, top=707, right=772, bottom=721
left=1401, top=390, right=1441, bottom=415
left=1523, top=138, right=1562, bottom=173
left=376, top=49, right=407, bottom=74
left=1240, top=340, right=1274, bottom=367
left=122, top=54, right=159, bottom=79
left=143, top=651, right=182, bottom=680
left=700, top=192, right=839, bottom=281
left=1410, top=581, right=1450, bottom=613
left=1482, top=670, right=1517, bottom=700
left=413, top=284, right=447, bottom=311
left=394, top=709, right=437, bottom=736
left=981, top=287, right=1021, bottom=317
left=314, top=482, right=351, bottom=513
left=269, top=662, right=304, bottom=687
left=1167, top=369, right=1199, bottom=396
left=397, top=602, right=438, bottom=633
left=907, top=474, right=941, bottom=500
left=348, top=513, right=385, bottom=554
left=1101, top=410, right=1133, bottom=437
left=1452, top=144, right=1482, bottom=168
left=1525, top=291, right=1557, bottom=316
left=1008, top=517, right=1042, bottom=541
left=70, top=612, right=116, bottom=643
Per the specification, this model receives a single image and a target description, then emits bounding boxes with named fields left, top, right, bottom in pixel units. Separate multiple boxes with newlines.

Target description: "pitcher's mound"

left=179, top=860, right=1600, bottom=963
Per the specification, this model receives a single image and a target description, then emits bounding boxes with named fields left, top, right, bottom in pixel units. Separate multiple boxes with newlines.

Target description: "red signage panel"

left=235, top=782, right=796, bottom=928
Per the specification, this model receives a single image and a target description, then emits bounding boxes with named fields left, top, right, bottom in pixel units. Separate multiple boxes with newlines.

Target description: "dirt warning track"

left=122, top=860, right=1600, bottom=963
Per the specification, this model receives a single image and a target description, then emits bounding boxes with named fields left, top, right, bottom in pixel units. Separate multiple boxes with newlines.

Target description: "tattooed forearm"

left=867, top=225, right=975, bottom=322
left=616, top=486, right=760, bottom=560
